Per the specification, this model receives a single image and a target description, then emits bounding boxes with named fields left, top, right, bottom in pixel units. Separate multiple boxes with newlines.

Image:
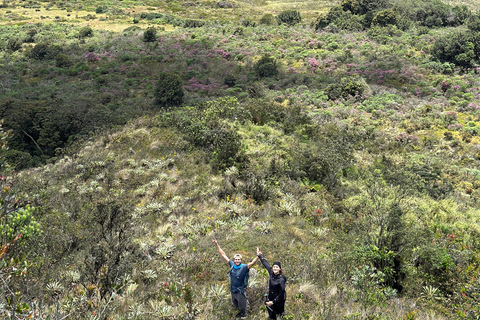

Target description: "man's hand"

left=256, top=247, right=262, bottom=255
left=266, top=301, right=273, bottom=307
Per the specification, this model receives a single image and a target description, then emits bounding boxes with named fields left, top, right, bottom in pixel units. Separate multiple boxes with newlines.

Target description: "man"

left=214, top=238, right=259, bottom=318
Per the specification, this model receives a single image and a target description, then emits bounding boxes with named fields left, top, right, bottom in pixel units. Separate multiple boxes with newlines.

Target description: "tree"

left=154, top=72, right=184, bottom=108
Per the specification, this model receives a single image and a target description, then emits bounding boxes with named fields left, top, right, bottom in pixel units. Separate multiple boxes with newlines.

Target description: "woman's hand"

left=266, top=301, right=273, bottom=307
left=256, top=247, right=262, bottom=255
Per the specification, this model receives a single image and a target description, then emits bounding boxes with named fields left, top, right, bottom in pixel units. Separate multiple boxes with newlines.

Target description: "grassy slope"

left=2, top=0, right=480, bottom=319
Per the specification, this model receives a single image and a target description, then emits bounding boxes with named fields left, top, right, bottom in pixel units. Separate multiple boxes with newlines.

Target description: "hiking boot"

left=235, top=312, right=246, bottom=319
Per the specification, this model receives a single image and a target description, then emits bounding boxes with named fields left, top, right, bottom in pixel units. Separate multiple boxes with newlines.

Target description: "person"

left=257, top=247, right=286, bottom=320
left=214, top=238, right=259, bottom=318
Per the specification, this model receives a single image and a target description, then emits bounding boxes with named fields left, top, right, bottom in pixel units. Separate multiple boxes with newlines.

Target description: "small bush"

left=184, top=19, right=206, bottom=28
left=259, top=13, right=276, bottom=25
left=143, top=27, right=157, bottom=42
left=325, top=75, right=369, bottom=100
left=95, top=6, right=106, bottom=14
left=254, top=55, right=278, bottom=78
left=6, top=38, right=22, bottom=52
left=55, top=53, right=72, bottom=68
left=29, top=43, right=59, bottom=60
left=154, top=72, right=184, bottom=108
left=78, top=26, right=93, bottom=38
left=276, top=10, right=302, bottom=26
left=241, top=19, right=256, bottom=27
left=223, top=75, right=237, bottom=87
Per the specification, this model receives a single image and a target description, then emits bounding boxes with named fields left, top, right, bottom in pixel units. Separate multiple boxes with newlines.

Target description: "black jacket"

left=259, top=255, right=286, bottom=312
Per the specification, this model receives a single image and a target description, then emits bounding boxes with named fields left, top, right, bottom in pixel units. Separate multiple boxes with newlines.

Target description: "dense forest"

left=2, top=0, right=480, bottom=318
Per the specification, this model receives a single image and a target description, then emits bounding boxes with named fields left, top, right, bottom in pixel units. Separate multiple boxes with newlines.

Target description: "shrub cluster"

left=154, top=72, right=185, bottom=108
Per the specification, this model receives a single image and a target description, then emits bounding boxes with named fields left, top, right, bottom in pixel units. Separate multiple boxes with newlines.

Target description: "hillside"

left=2, top=0, right=480, bottom=319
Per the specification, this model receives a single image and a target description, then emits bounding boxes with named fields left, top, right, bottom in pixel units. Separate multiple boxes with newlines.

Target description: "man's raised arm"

left=214, top=238, right=229, bottom=263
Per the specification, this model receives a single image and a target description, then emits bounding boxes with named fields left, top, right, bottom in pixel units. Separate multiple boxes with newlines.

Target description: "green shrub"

left=325, top=75, right=369, bottom=100
left=259, top=13, right=276, bottom=25
left=431, top=30, right=478, bottom=67
left=6, top=38, right=22, bottom=52
left=154, top=72, right=184, bottom=108
left=467, top=15, right=480, bottom=31
left=95, top=6, right=106, bottom=14
left=5, top=149, right=32, bottom=170
left=415, top=244, right=455, bottom=287
left=372, top=9, right=397, bottom=26
left=276, top=10, right=302, bottom=26
left=241, top=19, right=256, bottom=27
left=465, top=121, right=480, bottom=135
left=29, top=43, right=59, bottom=60
left=25, top=28, right=37, bottom=43
left=142, top=27, right=157, bottom=42
left=55, top=53, right=72, bottom=68
left=254, top=55, right=278, bottom=78
left=78, top=26, right=93, bottom=38
left=184, top=19, right=206, bottom=28
left=315, top=6, right=364, bottom=31
left=340, top=0, right=389, bottom=15
left=452, top=5, right=472, bottom=26
left=223, top=75, right=237, bottom=87
left=393, top=0, right=451, bottom=27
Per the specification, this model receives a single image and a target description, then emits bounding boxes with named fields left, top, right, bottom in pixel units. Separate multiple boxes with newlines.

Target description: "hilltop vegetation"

left=2, top=0, right=480, bottom=319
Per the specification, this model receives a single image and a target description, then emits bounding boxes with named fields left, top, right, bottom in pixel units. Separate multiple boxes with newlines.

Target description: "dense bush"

left=254, top=55, right=278, bottom=78
left=138, top=12, right=185, bottom=26
left=315, top=6, right=364, bottom=31
left=78, top=26, right=93, bottom=38
left=432, top=30, right=479, bottom=67
left=325, top=75, right=369, bottom=100
left=55, top=53, right=72, bottom=67
left=142, top=27, right=157, bottom=42
left=184, top=19, right=206, bottom=28
left=259, top=13, right=276, bottom=25
left=29, top=43, right=60, bottom=60
left=393, top=0, right=453, bottom=27
left=467, top=15, right=480, bottom=32
left=95, top=6, right=106, bottom=14
left=154, top=72, right=184, bottom=108
left=6, top=38, right=22, bottom=52
left=372, top=9, right=397, bottom=27
left=340, top=0, right=389, bottom=15
left=276, top=10, right=302, bottom=26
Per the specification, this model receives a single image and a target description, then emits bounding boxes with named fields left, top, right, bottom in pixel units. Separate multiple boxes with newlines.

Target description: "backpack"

left=229, top=264, right=249, bottom=289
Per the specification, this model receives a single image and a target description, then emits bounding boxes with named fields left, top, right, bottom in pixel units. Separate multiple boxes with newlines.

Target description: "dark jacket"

left=228, top=260, right=249, bottom=294
left=259, top=255, right=286, bottom=313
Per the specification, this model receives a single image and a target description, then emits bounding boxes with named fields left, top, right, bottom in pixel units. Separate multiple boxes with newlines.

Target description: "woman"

left=257, top=247, right=286, bottom=320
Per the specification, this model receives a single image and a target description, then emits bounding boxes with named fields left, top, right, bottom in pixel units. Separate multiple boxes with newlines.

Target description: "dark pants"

left=267, top=303, right=284, bottom=319
left=267, top=307, right=279, bottom=319
left=231, top=292, right=247, bottom=316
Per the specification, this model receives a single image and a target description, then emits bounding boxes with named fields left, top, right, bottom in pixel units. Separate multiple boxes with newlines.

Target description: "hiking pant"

left=231, top=292, right=247, bottom=316
left=267, top=303, right=284, bottom=319
left=267, top=307, right=279, bottom=319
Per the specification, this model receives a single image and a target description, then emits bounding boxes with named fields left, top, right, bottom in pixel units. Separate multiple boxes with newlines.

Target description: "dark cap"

left=272, top=261, right=282, bottom=269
